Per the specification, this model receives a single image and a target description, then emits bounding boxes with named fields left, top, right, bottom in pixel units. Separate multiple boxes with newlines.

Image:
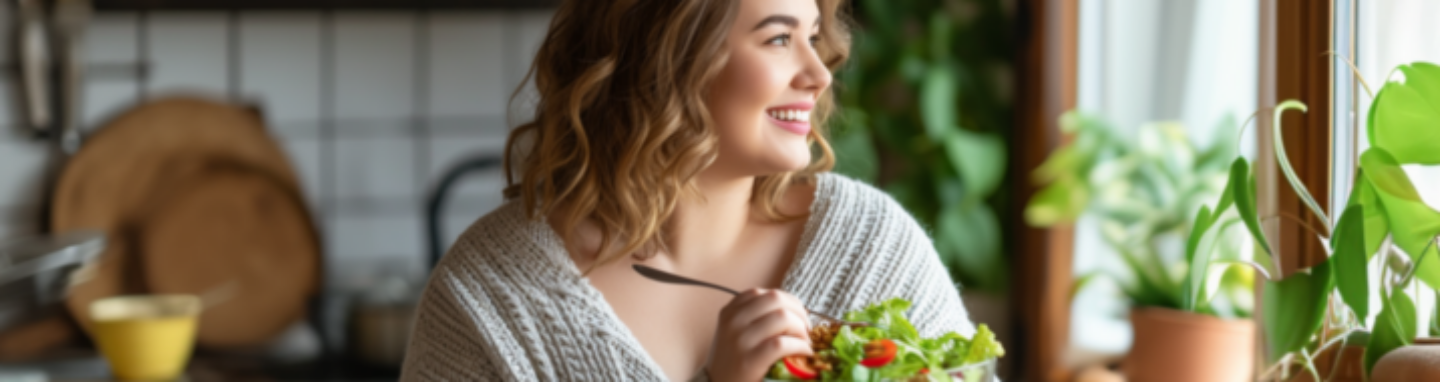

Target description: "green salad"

left=766, top=298, right=1004, bottom=382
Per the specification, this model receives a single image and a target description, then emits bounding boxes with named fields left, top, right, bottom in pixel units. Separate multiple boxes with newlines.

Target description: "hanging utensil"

left=15, top=0, right=52, bottom=135
left=53, top=0, right=93, bottom=154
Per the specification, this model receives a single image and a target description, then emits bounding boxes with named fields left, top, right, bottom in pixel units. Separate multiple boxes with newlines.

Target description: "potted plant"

left=1024, top=113, right=1258, bottom=382
left=1185, top=61, right=1440, bottom=382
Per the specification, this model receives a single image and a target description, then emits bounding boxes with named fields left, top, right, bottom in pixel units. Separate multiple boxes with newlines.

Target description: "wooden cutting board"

left=138, top=158, right=320, bottom=348
left=52, top=97, right=321, bottom=348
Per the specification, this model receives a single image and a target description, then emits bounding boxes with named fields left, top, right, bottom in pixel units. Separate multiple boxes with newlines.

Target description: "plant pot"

left=1121, top=308, right=1255, bottom=382
left=1371, top=338, right=1440, bottom=382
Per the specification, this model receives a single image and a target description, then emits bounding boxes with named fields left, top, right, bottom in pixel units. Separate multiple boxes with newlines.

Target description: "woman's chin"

left=769, top=150, right=814, bottom=174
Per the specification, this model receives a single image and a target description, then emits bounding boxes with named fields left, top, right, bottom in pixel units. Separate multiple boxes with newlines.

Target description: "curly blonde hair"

left=503, top=0, right=852, bottom=271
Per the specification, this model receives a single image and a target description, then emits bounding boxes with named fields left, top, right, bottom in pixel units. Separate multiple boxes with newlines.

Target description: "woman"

left=400, top=0, right=977, bottom=380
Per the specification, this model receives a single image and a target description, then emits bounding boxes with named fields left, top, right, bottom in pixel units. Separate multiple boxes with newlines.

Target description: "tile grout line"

left=320, top=10, right=336, bottom=230
left=413, top=10, right=432, bottom=213
left=227, top=10, right=241, bottom=102
left=136, top=10, right=148, bottom=100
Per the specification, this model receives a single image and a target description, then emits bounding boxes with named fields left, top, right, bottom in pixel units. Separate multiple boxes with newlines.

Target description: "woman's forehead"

left=733, top=0, right=822, bottom=29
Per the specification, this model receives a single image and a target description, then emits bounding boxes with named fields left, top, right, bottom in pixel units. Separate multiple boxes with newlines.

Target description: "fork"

left=632, top=264, right=862, bottom=327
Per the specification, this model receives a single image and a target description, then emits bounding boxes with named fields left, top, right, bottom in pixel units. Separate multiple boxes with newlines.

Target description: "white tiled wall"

left=0, top=8, right=554, bottom=290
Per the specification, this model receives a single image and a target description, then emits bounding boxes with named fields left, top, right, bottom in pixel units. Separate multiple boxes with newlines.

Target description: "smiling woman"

left=399, top=1, right=980, bottom=381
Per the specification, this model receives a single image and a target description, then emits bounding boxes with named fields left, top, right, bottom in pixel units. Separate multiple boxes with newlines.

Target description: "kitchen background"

left=0, top=7, right=554, bottom=292
left=0, top=2, right=557, bottom=379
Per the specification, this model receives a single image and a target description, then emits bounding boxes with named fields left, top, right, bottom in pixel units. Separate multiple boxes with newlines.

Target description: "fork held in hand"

left=632, top=264, right=855, bottom=326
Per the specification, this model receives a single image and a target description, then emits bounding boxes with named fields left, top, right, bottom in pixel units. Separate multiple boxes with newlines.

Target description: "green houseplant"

left=1024, top=113, right=1253, bottom=317
left=1184, top=61, right=1440, bottom=381
left=1024, top=113, right=1258, bottom=381
left=830, top=0, right=1014, bottom=295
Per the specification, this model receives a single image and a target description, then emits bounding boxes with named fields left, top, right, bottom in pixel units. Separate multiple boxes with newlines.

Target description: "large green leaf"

left=1181, top=205, right=1216, bottom=311
left=1024, top=175, right=1088, bottom=227
left=830, top=110, right=880, bottom=183
left=936, top=201, right=1004, bottom=291
left=1370, top=62, right=1440, bottom=164
left=1185, top=216, right=1241, bottom=311
left=919, top=66, right=957, bottom=141
left=944, top=129, right=1008, bottom=198
left=1344, top=174, right=1390, bottom=259
left=1262, top=260, right=1334, bottom=363
left=1271, top=100, right=1332, bottom=233
left=1230, top=158, right=1272, bottom=256
left=1032, top=144, right=1080, bottom=184
left=1332, top=204, right=1371, bottom=317
left=1359, top=148, right=1440, bottom=289
left=1185, top=206, right=1217, bottom=264
left=1365, top=290, right=1416, bottom=377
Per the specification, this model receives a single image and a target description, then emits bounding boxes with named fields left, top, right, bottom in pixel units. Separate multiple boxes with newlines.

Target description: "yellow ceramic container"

left=89, top=295, right=201, bottom=381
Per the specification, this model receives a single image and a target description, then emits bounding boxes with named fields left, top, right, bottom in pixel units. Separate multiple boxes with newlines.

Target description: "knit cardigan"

left=399, top=172, right=977, bottom=381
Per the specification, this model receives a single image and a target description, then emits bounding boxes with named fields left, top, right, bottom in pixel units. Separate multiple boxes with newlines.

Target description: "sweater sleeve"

left=887, top=201, right=979, bottom=339
left=399, top=268, right=514, bottom=382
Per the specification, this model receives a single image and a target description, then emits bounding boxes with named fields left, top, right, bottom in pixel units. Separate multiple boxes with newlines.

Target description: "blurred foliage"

left=829, top=0, right=1016, bottom=293
left=1025, top=112, right=1255, bottom=318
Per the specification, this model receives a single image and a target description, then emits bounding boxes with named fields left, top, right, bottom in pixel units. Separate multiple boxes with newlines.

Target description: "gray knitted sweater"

left=399, top=172, right=976, bottom=381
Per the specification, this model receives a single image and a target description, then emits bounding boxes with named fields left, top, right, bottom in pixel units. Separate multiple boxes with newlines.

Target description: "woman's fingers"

left=776, top=292, right=812, bottom=328
left=737, top=308, right=811, bottom=351
left=709, top=288, right=816, bottom=382
left=745, top=335, right=815, bottom=370
left=724, top=289, right=811, bottom=331
left=721, top=288, right=772, bottom=318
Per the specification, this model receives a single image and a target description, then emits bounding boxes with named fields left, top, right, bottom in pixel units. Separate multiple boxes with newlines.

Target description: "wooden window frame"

left=1258, top=0, right=1335, bottom=277
left=1013, top=0, right=1077, bottom=381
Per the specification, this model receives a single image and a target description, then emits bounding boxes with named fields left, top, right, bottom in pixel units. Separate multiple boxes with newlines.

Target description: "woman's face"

left=704, top=0, right=833, bottom=179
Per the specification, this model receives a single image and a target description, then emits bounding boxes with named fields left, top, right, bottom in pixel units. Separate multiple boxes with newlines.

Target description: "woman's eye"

left=766, top=34, right=792, bottom=47
left=810, top=35, right=821, bottom=46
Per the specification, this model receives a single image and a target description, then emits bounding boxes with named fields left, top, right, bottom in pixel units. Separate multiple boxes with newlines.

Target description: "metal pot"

left=0, top=231, right=104, bottom=332
left=347, top=272, right=419, bottom=368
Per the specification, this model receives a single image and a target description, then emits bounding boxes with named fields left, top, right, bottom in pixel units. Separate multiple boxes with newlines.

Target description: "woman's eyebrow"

left=752, top=15, right=799, bottom=31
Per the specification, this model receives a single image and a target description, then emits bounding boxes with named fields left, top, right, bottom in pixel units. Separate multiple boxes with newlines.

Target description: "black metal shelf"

left=95, top=0, right=560, bottom=10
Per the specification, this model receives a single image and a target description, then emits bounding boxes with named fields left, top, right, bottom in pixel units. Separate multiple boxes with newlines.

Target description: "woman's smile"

left=765, top=101, right=814, bottom=136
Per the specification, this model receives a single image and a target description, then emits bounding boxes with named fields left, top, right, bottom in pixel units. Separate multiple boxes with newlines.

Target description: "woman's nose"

left=793, top=44, right=833, bottom=93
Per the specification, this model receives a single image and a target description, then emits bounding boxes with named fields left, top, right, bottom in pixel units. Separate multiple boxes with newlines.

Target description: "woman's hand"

left=707, top=288, right=814, bottom=382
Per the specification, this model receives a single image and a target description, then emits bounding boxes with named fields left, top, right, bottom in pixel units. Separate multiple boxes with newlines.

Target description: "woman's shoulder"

left=812, top=172, right=927, bottom=236
left=432, top=201, right=579, bottom=283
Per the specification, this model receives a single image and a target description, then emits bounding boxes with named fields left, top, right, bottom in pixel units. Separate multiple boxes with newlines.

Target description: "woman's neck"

left=662, top=173, right=757, bottom=268
left=553, top=171, right=763, bottom=271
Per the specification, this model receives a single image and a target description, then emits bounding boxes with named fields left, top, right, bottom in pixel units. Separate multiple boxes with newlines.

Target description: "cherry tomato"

left=860, top=339, right=898, bottom=367
left=783, top=355, right=819, bottom=380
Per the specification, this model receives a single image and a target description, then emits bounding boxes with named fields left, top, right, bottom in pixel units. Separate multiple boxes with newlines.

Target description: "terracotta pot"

left=1122, top=308, right=1255, bottom=382
left=1371, top=338, right=1440, bottom=382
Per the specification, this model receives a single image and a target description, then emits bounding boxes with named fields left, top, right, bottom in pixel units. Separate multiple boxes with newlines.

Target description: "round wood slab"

left=52, top=97, right=321, bottom=348
left=140, top=161, right=319, bottom=347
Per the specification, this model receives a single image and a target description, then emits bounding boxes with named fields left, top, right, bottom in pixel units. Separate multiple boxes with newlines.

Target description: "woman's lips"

left=766, top=104, right=814, bottom=136
left=768, top=115, right=811, bottom=136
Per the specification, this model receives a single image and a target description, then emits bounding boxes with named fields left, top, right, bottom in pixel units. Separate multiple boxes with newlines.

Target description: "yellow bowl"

left=89, top=295, right=201, bottom=381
